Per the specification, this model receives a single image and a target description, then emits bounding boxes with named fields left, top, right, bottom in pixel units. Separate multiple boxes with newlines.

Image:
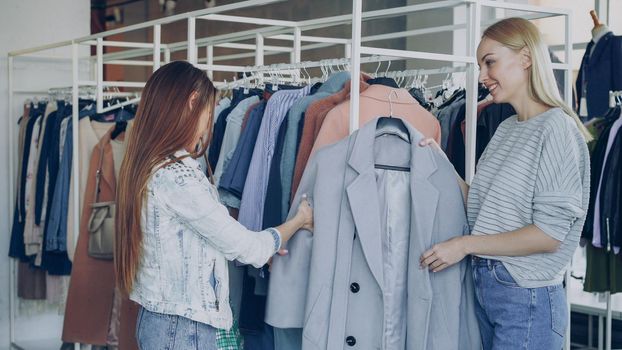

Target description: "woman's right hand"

left=272, top=195, right=314, bottom=259
left=296, top=195, right=314, bottom=231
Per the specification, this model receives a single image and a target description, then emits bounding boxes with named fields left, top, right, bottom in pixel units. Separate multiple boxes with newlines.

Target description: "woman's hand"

left=419, top=137, right=469, bottom=203
left=296, top=194, right=314, bottom=231
left=418, top=138, right=448, bottom=161
left=273, top=194, right=314, bottom=258
left=419, top=236, right=468, bottom=273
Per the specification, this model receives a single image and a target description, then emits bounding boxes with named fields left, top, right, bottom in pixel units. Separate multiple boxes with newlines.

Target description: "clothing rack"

left=597, top=89, right=622, bottom=350
left=214, top=55, right=468, bottom=91
left=6, top=1, right=577, bottom=349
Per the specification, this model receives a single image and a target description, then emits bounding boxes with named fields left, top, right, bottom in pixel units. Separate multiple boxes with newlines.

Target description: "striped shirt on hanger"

left=238, top=85, right=311, bottom=231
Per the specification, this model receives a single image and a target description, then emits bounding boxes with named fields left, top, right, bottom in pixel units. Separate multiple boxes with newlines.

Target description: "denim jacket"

left=130, top=150, right=281, bottom=330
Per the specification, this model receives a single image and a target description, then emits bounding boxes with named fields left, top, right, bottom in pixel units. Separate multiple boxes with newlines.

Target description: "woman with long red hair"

left=115, top=61, right=313, bottom=349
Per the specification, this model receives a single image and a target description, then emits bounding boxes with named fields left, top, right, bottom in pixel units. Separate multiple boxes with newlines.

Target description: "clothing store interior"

left=2, top=0, right=622, bottom=349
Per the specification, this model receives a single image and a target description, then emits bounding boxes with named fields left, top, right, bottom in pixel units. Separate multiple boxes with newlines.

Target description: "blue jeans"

left=472, top=257, right=567, bottom=350
left=136, top=307, right=218, bottom=349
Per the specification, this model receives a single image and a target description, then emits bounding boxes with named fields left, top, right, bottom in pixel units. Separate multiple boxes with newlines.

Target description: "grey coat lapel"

left=345, top=121, right=385, bottom=291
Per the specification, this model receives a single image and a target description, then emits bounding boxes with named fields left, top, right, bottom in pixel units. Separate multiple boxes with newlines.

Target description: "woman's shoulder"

left=150, top=152, right=206, bottom=190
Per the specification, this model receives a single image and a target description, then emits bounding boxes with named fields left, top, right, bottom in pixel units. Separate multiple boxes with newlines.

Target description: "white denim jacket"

left=130, top=150, right=281, bottom=329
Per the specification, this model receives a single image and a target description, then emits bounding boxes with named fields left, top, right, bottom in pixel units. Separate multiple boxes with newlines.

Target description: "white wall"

left=0, top=1, right=89, bottom=348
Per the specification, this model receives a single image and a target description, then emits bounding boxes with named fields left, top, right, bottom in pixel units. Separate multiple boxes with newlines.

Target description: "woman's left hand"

left=420, top=236, right=468, bottom=272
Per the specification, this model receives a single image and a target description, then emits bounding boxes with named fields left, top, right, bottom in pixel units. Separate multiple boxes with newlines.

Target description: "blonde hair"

left=483, top=17, right=592, bottom=142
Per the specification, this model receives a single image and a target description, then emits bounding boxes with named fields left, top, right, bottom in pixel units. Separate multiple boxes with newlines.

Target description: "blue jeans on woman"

left=136, top=307, right=218, bottom=349
left=472, top=257, right=567, bottom=350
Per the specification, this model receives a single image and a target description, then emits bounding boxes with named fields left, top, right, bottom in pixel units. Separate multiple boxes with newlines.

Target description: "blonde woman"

left=419, top=18, right=591, bottom=349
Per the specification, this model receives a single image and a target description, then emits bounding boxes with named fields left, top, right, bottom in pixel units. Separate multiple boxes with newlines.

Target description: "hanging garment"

left=448, top=102, right=515, bottom=179
left=266, top=118, right=481, bottom=350
left=63, top=128, right=119, bottom=345
left=209, top=89, right=263, bottom=169
left=238, top=85, right=311, bottom=232
left=17, top=261, right=47, bottom=300
left=237, top=86, right=311, bottom=350
left=264, top=118, right=289, bottom=229
left=10, top=104, right=45, bottom=261
left=583, top=110, right=622, bottom=249
left=436, top=96, right=465, bottom=151
left=306, top=84, right=441, bottom=176
left=237, top=119, right=289, bottom=344
left=584, top=244, right=622, bottom=294
left=219, top=101, right=267, bottom=207
left=591, top=113, right=622, bottom=252
left=15, top=104, right=32, bottom=220
left=291, top=78, right=371, bottom=200
left=215, top=97, right=232, bottom=126
left=39, top=106, right=73, bottom=275
left=213, top=95, right=260, bottom=185
left=46, top=118, right=74, bottom=252
left=278, top=72, right=350, bottom=220
left=366, top=76, right=399, bottom=88
left=576, top=28, right=622, bottom=120
left=66, top=116, right=112, bottom=261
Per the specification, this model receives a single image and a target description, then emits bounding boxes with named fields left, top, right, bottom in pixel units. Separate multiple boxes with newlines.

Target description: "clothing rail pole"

left=293, top=27, right=302, bottom=81
left=207, top=45, right=214, bottom=79
left=564, top=8, right=572, bottom=350
left=188, top=17, right=197, bottom=64
left=154, top=24, right=161, bottom=71
left=164, top=47, right=171, bottom=64
left=606, top=291, right=612, bottom=350
left=349, top=0, right=362, bottom=134
left=98, top=10, right=560, bottom=64
left=203, top=55, right=468, bottom=76
left=96, top=38, right=104, bottom=113
left=7, top=52, right=16, bottom=349
left=71, top=42, right=82, bottom=350
left=255, top=34, right=264, bottom=66
left=564, top=8, right=573, bottom=350
left=464, top=0, right=480, bottom=185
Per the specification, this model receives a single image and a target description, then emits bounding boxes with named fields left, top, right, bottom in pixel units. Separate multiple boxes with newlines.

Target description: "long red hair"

left=115, top=61, right=217, bottom=295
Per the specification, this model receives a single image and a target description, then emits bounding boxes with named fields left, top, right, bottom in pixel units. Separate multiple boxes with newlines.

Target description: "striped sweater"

left=467, top=107, right=591, bottom=288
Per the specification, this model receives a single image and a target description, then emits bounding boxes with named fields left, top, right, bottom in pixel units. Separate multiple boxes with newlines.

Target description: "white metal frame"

left=6, top=1, right=597, bottom=349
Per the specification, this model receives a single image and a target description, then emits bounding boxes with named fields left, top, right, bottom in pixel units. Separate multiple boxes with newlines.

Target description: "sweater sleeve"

left=533, top=124, right=586, bottom=241
left=154, top=164, right=281, bottom=268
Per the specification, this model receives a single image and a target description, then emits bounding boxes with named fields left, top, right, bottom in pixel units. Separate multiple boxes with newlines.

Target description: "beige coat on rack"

left=66, top=118, right=116, bottom=262
left=62, top=128, right=139, bottom=349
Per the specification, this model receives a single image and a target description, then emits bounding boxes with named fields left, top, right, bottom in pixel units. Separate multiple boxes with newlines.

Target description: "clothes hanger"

left=384, top=60, right=391, bottom=77
left=374, top=90, right=411, bottom=171
left=375, top=91, right=411, bottom=143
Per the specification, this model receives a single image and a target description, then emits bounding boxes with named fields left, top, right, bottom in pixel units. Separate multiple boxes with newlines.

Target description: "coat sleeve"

left=154, top=165, right=281, bottom=268
left=265, top=153, right=318, bottom=329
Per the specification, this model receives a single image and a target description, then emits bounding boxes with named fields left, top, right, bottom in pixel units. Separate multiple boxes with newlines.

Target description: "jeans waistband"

left=471, top=256, right=503, bottom=268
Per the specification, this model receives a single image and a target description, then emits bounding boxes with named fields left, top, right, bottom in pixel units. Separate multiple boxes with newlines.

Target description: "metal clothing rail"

left=6, top=1, right=580, bottom=349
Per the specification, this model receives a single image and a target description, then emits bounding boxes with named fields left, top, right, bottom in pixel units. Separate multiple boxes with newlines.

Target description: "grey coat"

left=266, top=117, right=481, bottom=350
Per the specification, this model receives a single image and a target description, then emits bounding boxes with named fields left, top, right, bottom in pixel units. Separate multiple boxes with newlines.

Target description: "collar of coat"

left=343, top=117, right=440, bottom=296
